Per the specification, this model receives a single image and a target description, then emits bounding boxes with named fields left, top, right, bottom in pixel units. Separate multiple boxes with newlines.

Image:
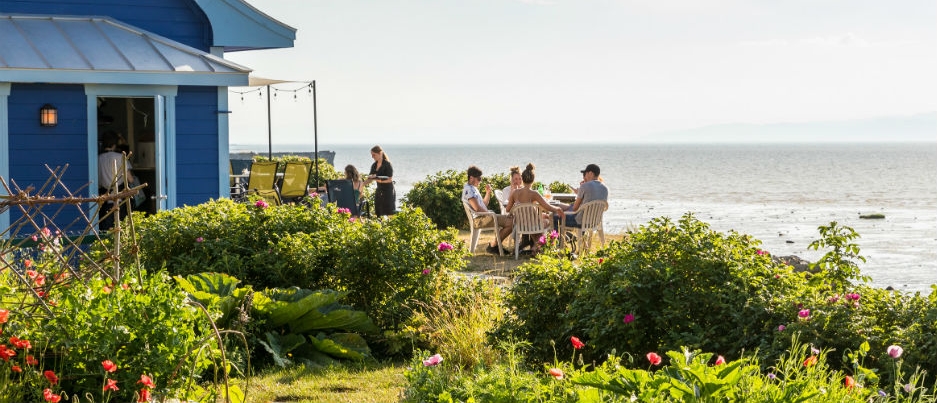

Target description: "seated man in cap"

left=554, top=163, right=608, bottom=229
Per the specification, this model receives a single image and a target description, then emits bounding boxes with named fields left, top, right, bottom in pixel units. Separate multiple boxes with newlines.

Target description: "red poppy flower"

left=11, top=365, right=22, bottom=372
left=844, top=375, right=856, bottom=389
left=44, top=370, right=58, bottom=385
left=43, top=388, right=61, bottom=402
left=0, top=345, right=16, bottom=361
left=137, top=374, right=155, bottom=388
left=10, top=336, right=31, bottom=349
left=570, top=336, right=585, bottom=350
left=647, top=352, right=662, bottom=366
left=138, top=388, right=151, bottom=402
left=714, top=355, right=726, bottom=366
left=548, top=368, right=564, bottom=380
left=26, top=355, right=38, bottom=365
left=0, top=309, right=8, bottom=324
left=102, top=360, right=117, bottom=373
left=803, top=356, right=817, bottom=367
left=103, top=378, right=119, bottom=392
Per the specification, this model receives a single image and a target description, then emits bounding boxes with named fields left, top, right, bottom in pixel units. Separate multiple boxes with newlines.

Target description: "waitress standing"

left=365, top=145, right=395, bottom=216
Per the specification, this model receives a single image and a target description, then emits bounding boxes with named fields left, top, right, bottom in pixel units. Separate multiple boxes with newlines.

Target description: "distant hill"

left=642, top=112, right=936, bottom=143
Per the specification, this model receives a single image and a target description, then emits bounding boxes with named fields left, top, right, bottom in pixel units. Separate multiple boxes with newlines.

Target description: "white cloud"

left=804, top=32, right=869, bottom=47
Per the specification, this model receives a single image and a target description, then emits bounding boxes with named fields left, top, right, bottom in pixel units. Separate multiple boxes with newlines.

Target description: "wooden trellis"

left=0, top=163, right=146, bottom=316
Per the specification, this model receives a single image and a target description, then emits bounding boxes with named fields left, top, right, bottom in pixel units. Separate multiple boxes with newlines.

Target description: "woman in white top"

left=500, top=166, right=523, bottom=206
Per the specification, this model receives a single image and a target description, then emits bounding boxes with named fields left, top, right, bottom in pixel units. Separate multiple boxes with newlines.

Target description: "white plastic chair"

left=560, top=200, right=608, bottom=253
left=462, top=199, right=503, bottom=256
left=510, top=203, right=551, bottom=260
left=493, top=189, right=508, bottom=214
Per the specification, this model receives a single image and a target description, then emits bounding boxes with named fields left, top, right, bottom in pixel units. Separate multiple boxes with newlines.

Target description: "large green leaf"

left=258, top=332, right=306, bottom=368
left=290, top=303, right=379, bottom=334
left=175, top=272, right=242, bottom=299
left=306, top=332, right=370, bottom=360
left=253, top=288, right=347, bottom=327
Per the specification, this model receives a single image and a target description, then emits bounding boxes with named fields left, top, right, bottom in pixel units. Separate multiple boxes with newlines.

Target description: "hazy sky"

left=226, top=0, right=937, bottom=146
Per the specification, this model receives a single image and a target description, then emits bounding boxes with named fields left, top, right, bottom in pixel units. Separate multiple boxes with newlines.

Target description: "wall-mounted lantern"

left=39, top=104, right=58, bottom=127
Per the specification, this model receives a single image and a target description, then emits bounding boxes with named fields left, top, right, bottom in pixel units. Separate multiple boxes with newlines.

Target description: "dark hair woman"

left=365, top=145, right=395, bottom=216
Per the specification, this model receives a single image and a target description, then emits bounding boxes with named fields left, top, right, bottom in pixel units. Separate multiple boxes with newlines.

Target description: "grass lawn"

left=245, top=361, right=407, bottom=403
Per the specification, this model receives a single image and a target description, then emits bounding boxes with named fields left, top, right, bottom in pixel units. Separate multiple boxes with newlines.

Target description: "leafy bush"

left=403, top=170, right=506, bottom=230
left=403, top=336, right=937, bottom=402
left=505, top=213, right=800, bottom=364
left=1, top=270, right=211, bottom=402
left=129, top=199, right=467, bottom=333
left=547, top=181, right=573, bottom=193
left=497, top=254, right=581, bottom=363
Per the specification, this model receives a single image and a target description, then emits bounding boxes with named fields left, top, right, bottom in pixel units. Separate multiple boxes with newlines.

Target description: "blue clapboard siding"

left=0, top=0, right=211, bottom=51
left=7, top=84, right=90, bottom=229
left=174, top=86, right=220, bottom=206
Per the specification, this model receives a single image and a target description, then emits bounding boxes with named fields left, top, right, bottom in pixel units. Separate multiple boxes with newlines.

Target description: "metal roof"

left=0, top=14, right=251, bottom=86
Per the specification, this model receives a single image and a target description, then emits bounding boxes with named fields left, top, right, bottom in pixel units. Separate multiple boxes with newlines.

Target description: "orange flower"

left=803, top=356, right=818, bottom=367
left=103, top=378, right=119, bottom=392
left=102, top=359, right=117, bottom=373
left=845, top=375, right=856, bottom=389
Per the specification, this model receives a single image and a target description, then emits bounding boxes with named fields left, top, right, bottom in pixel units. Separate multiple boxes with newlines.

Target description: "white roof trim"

left=0, top=14, right=251, bottom=86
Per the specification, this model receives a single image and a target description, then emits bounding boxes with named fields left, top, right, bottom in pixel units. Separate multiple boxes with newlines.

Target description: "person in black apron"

left=365, top=145, right=396, bottom=216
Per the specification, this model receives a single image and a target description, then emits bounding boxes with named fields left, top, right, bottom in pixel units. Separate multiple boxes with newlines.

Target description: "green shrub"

left=519, top=214, right=799, bottom=364
left=497, top=254, right=582, bottom=363
left=129, top=200, right=466, bottom=333
left=403, top=170, right=506, bottom=230
left=547, top=181, right=573, bottom=193
left=2, top=270, right=211, bottom=402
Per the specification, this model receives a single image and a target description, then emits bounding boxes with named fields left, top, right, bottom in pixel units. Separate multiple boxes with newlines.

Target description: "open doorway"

left=96, top=97, right=158, bottom=215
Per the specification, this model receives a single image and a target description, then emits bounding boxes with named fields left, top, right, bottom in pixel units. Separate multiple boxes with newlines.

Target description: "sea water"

left=233, top=142, right=937, bottom=293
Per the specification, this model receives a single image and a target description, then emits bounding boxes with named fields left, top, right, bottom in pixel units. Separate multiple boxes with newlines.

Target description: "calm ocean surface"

left=233, top=142, right=937, bottom=294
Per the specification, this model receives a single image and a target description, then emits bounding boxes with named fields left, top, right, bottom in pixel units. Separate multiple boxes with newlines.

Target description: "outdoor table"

left=550, top=193, right=576, bottom=203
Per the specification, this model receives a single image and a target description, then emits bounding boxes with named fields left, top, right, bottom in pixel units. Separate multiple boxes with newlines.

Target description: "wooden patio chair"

left=462, top=199, right=503, bottom=256
left=560, top=199, right=608, bottom=253
left=246, top=160, right=280, bottom=206
left=510, top=203, right=551, bottom=260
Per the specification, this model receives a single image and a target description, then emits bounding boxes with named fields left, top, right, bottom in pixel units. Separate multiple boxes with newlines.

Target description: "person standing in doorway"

left=98, top=130, right=135, bottom=231
left=365, top=145, right=396, bottom=216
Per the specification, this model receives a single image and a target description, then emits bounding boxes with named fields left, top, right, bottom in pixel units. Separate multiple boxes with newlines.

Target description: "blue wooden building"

left=0, top=0, right=295, bottom=231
